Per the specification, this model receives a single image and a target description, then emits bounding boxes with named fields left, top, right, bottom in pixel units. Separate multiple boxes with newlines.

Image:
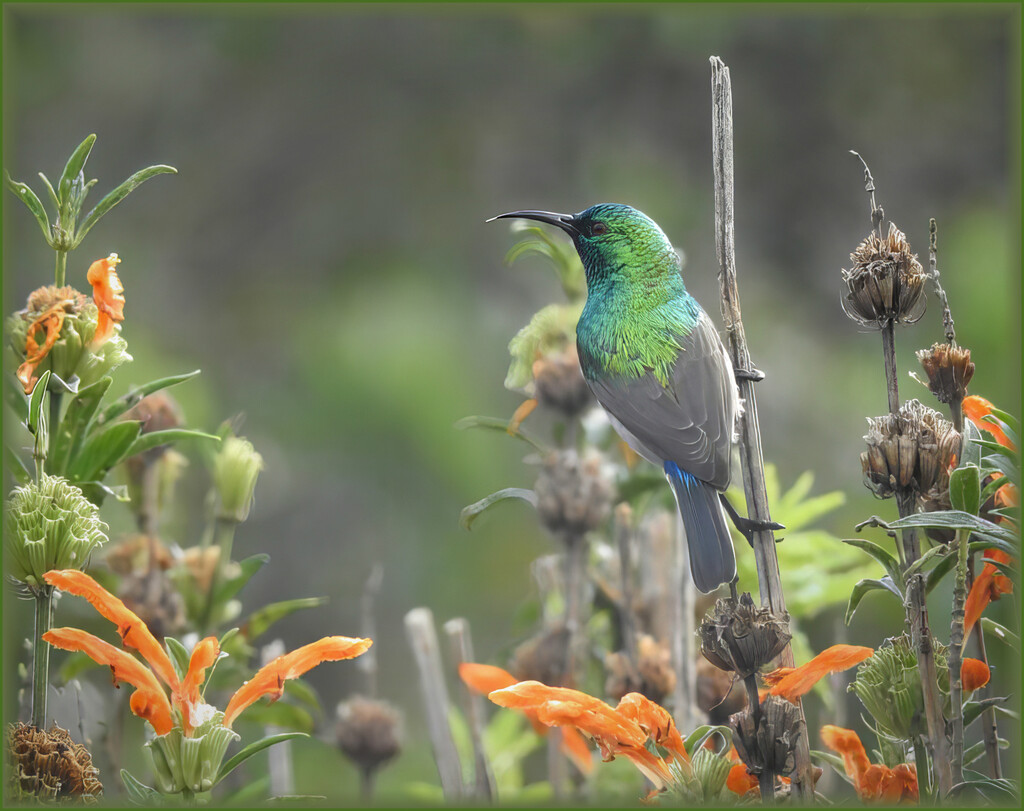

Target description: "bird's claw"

left=718, top=494, right=784, bottom=548
left=735, top=367, right=765, bottom=383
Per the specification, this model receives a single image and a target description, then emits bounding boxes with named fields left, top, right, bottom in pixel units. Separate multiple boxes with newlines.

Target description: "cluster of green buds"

left=212, top=435, right=264, bottom=522
left=145, top=711, right=239, bottom=795
left=698, top=592, right=792, bottom=680
left=4, top=475, right=107, bottom=589
left=848, top=636, right=933, bottom=740
left=840, top=223, right=928, bottom=328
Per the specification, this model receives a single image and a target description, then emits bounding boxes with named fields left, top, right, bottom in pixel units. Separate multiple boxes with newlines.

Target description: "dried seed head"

left=729, top=696, right=803, bottom=777
left=697, top=657, right=747, bottom=724
left=841, top=223, right=928, bottom=327
left=698, top=592, right=792, bottom=679
left=6, top=722, right=102, bottom=802
left=848, top=637, right=922, bottom=739
left=604, top=634, right=676, bottom=705
left=510, top=625, right=571, bottom=686
left=916, top=342, right=974, bottom=405
left=861, top=399, right=960, bottom=500
left=118, top=568, right=185, bottom=641
left=534, top=449, right=616, bottom=540
left=531, top=345, right=593, bottom=417
left=335, top=696, right=403, bottom=774
left=104, top=534, right=174, bottom=576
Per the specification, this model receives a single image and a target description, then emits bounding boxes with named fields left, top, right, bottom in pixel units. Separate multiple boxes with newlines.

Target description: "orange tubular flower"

left=179, top=637, right=221, bottom=734
left=86, top=253, right=125, bottom=346
left=459, top=663, right=593, bottom=774
left=821, top=725, right=918, bottom=804
left=961, top=657, right=991, bottom=692
left=16, top=304, right=66, bottom=393
left=42, top=627, right=173, bottom=735
left=726, top=762, right=759, bottom=796
left=764, top=645, right=874, bottom=703
left=962, top=395, right=1016, bottom=451
left=223, top=636, right=372, bottom=728
left=44, top=569, right=180, bottom=692
left=964, top=549, right=1015, bottom=644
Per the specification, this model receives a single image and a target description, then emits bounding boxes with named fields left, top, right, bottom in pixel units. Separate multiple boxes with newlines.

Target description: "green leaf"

left=960, top=421, right=983, bottom=470
left=980, top=618, right=1020, bottom=648
left=841, top=538, right=903, bottom=588
left=38, top=172, right=59, bottom=210
left=4, top=373, right=29, bottom=423
left=453, top=415, right=546, bottom=451
left=460, top=487, right=538, bottom=530
left=67, top=420, right=142, bottom=482
left=845, top=577, right=901, bottom=625
left=28, top=370, right=51, bottom=435
left=47, top=371, right=80, bottom=395
left=810, top=750, right=855, bottom=785
left=963, top=696, right=1009, bottom=727
left=75, top=164, right=177, bottom=245
left=164, top=637, right=190, bottom=682
left=48, top=377, right=112, bottom=475
left=925, top=552, right=959, bottom=595
left=903, top=543, right=950, bottom=580
left=5, top=171, right=52, bottom=242
left=681, top=724, right=732, bottom=757
left=242, top=596, right=328, bottom=641
left=215, top=554, right=270, bottom=605
left=4, top=447, right=32, bottom=484
left=58, top=134, right=96, bottom=205
left=949, top=465, right=982, bottom=515
left=94, top=370, right=201, bottom=428
left=215, top=731, right=308, bottom=785
left=887, top=511, right=1017, bottom=547
left=124, top=428, right=220, bottom=459
left=120, top=769, right=162, bottom=805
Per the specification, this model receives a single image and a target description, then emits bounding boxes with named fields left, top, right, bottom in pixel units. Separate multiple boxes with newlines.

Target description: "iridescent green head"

left=489, top=204, right=680, bottom=290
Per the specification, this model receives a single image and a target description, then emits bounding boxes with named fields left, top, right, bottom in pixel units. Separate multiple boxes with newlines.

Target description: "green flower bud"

left=5, top=474, right=108, bottom=588
left=212, top=436, right=264, bottom=522
left=145, top=712, right=239, bottom=795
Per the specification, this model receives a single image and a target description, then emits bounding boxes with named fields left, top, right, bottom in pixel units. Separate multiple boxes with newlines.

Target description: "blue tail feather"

left=664, top=461, right=736, bottom=593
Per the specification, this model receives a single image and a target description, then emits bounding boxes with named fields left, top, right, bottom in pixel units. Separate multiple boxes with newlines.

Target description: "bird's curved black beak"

left=486, top=209, right=580, bottom=236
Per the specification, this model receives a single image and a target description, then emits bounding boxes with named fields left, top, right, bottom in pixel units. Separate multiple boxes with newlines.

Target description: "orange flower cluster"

left=964, top=549, right=1014, bottom=645
left=41, top=570, right=370, bottom=736
left=86, top=253, right=126, bottom=346
left=821, top=725, right=918, bottom=804
left=482, top=678, right=689, bottom=790
left=763, top=644, right=874, bottom=703
left=963, top=395, right=1016, bottom=452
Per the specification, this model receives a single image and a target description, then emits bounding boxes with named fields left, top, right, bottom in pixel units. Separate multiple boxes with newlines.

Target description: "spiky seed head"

left=5, top=475, right=108, bottom=589
left=698, top=592, right=792, bottom=679
left=861, top=399, right=960, bottom=500
left=916, top=342, right=974, bottom=405
left=7, top=722, right=103, bottom=802
left=848, top=637, right=926, bottom=739
left=534, top=448, right=615, bottom=541
left=841, top=223, right=928, bottom=327
left=335, top=696, right=403, bottom=774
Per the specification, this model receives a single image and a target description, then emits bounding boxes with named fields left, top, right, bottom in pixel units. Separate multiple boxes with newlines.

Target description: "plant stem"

left=54, top=250, right=67, bottom=287
left=968, top=557, right=1003, bottom=778
left=200, top=516, right=237, bottom=632
left=913, top=735, right=932, bottom=799
left=181, top=787, right=195, bottom=806
left=360, top=768, right=376, bottom=804
left=445, top=618, right=496, bottom=802
left=31, top=586, right=54, bottom=729
left=710, top=55, right=814, bottom=802
left=563, top=534, right=587, bottom=685
left=880, top=320, right=900, bottom=414
left=949, top=529, right=969, bottom=785
left=744, top=676, right=774, bottom=804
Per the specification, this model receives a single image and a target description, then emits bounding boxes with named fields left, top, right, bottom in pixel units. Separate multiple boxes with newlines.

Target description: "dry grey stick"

left=444, top=618, right=496, bottom=803
left=358, top=563, right=384, bottom=698
left=670, top=515, right=697, bottom=733
left=615, top=503, right=639, bottom=666
left=709, top=55, right=815, bottom=803
left=261, top=640, right=294, bottom=798
left=404, top=608, right=463, bottom=800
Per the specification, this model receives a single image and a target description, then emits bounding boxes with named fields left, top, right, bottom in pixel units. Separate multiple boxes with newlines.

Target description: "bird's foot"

left=735, top=367, right=765, bottom=383
left=719, top=494, right=784, bottom=548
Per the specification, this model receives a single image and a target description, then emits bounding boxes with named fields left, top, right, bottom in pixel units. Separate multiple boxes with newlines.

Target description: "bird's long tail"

left=664, top=461, right=736, bottom=594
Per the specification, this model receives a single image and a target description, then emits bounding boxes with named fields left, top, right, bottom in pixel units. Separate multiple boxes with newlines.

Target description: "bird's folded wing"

left=587, top=310, right=737, bottom=490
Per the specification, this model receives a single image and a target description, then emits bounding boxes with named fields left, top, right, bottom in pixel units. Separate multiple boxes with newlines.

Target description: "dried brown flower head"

left=697, top=656, right=747, bottom=724
left=104, top=534, right=174, bottom=575
left=24, top=285, right=90, bottom=317
left=841, top=224, right=928, bottom=327
left=335, top=696, right=402, bottom=774
left=861, top=399, right=960, bottom=500
left=510, top=625, right=571, bottom=687
left=532, top=345, right=593, bottom=417
left=916, top=342, right=974, bottom=406
left=122, top=392, right=184, bottom=459
left=699, top=592, right=791, bottom=679
left=6, top=722, right=102, bottom=802
left=534, top=449, right=615, bottom=539
left=729, top=696, right=803, bottom=778
left=604, top=634, right=676, bottom=705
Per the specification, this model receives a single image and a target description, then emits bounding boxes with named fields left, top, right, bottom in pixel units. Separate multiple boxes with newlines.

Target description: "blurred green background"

left=3, top=2, right=1020, bottom=802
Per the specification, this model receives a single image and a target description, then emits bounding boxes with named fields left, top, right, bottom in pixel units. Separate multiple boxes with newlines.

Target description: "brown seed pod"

left=698, top=592, right=792, bottom=679
left=534, top=449, right=616, bottom=540
left=841, top=223, right=928, bottom=327
left=604, top=634, right=676, bottom=705
left=916, top=342, right=974, bottom=406
left=729, top=696, right=803, bottom=778
left=335, top=696, right=402, bottom=774
left=6, top=722, right=102, bottom=802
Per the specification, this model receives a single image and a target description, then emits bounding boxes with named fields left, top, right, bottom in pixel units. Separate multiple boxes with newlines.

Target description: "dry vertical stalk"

left=358, top=564, right=384, bottom=697
left=404, top=607, right=463, bottom=801
left=709, top=55, right=815, bottom=802
left=444, top=618, right=496, bottom=802
left=260, top=639, right=294, bottom=798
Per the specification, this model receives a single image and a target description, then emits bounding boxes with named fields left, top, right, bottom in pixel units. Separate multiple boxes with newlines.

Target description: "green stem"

left=54, top=250, right=67, bottom=287
left=47, top=391, right=62, bottom=468
left=31, top=586, right=54, bottom=729
left=913, top=735, right=932, bottom=800
left=949, top=528, right=969, bottom=785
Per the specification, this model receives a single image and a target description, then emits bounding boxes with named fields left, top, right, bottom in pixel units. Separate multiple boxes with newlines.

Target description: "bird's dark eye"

left=591, top=222, right=608, bottom=236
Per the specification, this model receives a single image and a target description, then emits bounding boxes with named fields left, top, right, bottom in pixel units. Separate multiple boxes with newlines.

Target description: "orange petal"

left=459, top=663, right=517, bottom=695
left=223, top=636, right=371, bottom=727
left=43, top=569, right=180, bottom=693
left=615, top=744, right=674, bottom=790
left=615, top=692, right=688, bottom=762
left=820, top=725, right=870, bottom=789
left=17, top=307, right=66, bottom=394
left=767, top=645, right=874, bottom=703
left=508, top=398, right=538, bottom=434
left=726, top=763, right=759, bottom=795
left=961, top=658, right=991, bottom=692
left=559, top=727, right=594, bottom=775
left=43, top=627, right=173, bottom=735
left=86, top=254, right=125, bottom=347
left=178, top=636, right=220, bottom=734
left=963, top=395, right=1016, bottom=451
left=890, top=763, right=919, bottom=803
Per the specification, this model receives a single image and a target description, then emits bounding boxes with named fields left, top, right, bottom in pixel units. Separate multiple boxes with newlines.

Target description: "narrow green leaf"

left=94, top=369, right=201, bottom=428
left=67, top=419, right=142, bottom=482
left=903, top=543, right=950, bottom=580
left=164, top=637, right=190, bottom=682
left=845, top=577, right=901, bottom=625
left=49, top=377, right=112, bottom=475
left=460, top=487, right=538, bottom=530
left=242, top=596, right=328, bottom=641
left=28, top=370, right=51, bottom=435
left=454, top=415, right=546, bottom=451
left=124, top=428, right=220, bottom=459
left=960, top=421, right=983, bottom=470
left=215, top=554, right=270, bottom=605
left=47, top=371, right=80, bottom=395
left=38, top=172, right=59, bottom=210
left=949, top=465, right=982, bottom=515
left=5, top=172, right=52, bottom=242
left=75, top=164, right=177, bottom=244
left=980, top=618, right=1020, bottom=647
left=925, top=553, right=959, bottom=595
left=4, top=447, right=32, bottom=484
left=962, top=738, right=1010, bottom=768
left=888, top=510, right=1016, bottom=546
left=76, top=480, right=130, bottom=504
left=681, top=724, right=731, bottom=757
left=120, top=768, right=161, bottom=805
left=963, top=696, right=1009, bottom=727
left=841, top=538, right=903, bottom=587
left=810, top=750, right=855, bottom=784
left=58, top=135, right=97, bottom=205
